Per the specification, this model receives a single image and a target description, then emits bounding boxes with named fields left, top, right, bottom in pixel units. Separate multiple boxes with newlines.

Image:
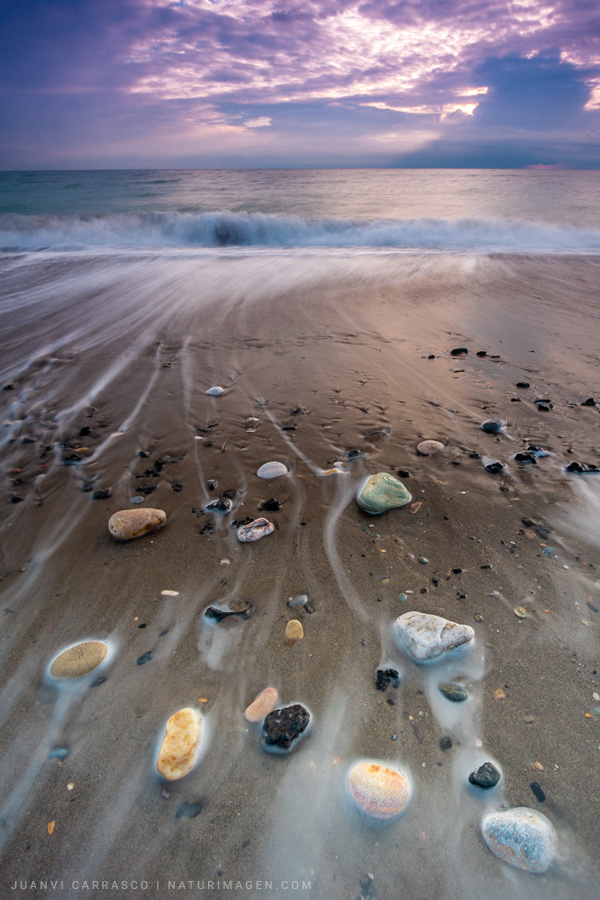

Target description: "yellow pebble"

left=285, top=619, right=304, bottom=641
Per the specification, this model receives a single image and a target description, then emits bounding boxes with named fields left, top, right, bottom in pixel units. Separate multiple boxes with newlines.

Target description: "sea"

left=1, top=168, right=600, bottom=252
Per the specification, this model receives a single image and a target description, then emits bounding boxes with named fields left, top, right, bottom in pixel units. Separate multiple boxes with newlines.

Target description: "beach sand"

left=1, top=250, right=599, bottom=899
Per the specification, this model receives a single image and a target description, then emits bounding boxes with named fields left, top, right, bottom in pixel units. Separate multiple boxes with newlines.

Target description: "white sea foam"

left=2, top=211, right=600, bottom=253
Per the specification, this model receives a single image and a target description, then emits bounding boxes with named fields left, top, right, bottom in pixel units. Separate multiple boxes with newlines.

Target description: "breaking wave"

left=2, top=210, right=600, bottom=253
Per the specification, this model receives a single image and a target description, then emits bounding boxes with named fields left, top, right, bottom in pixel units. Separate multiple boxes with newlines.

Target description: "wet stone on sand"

left=357, top=472, right=411, bottom=515
left=49, top=641, right=108, bottom=679
left=348, top=762, right=411, bottom=820
left=417, top=440, right=444, bottom=456
left=257, top=461, right=288, bottom=479
left=262, top=704, right=310, bottom=751
left=438, top=682, right=468, bottom=702
left=237, top=517, right=274, bottom=542
left=481, top=807, right=558, bottom=872
left=285, top=619, right=304, bottom=641
left=469, top=762, right=500, bottom=788
left=244, top=687, right=279, bottom=723
left=156, top=708, right=203, bottom=781
left=394, top=611, right=474, bottom=662
left=108, top=508, right=166, bottom=541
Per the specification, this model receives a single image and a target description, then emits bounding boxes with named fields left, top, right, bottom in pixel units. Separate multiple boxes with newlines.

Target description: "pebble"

left=450, top=347, right=468, bottom=356
left=481, top=419, right=504, bottom=434
left=357, top=472, right=411, bottom=515
left=206, top=386, right=225, bottom=396
left=285, top=619, right=304, bottom=641
left=376, top=668, right=400, bottom=691
left=108, top=508, right=166, bottom=541
left=348, top=762, right=411, bottom=820
left=394, top=611, right=474, bottom=662
left=257, top=461, right=288, bottom=479
left=49, top=641, right=108, bottom=679
left=262, top=704, right=310, bottom=751
left=469, top=762, right=500, bottom=788
left=237, top=517, right=274, bottom=542
left=438, top=682, right=468, bottom=702
left=484, top=460, right=505, bottom=474
left=417, top=440, right=444, bottom=456
left=204, top=601, right=253, bottom=622
left=244, top=687, right=279, bottom=723
left=481, top=807, right=558, bottom=872
left=156, top=708, right=203, bottom=781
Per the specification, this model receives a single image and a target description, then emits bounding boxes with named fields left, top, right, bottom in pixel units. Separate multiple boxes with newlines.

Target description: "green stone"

left=357, top=473, right=412, bottom=515
left=438, top=682, right=468, bottom=703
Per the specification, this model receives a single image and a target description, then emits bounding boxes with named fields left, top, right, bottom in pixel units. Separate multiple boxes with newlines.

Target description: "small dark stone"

left=375, top=668, right=400, bottom=691
left=206, top=479, right=218, bottom=491
left=450, top=347, right=468, bottom=356
left=469, top=451, right=481, bottom=459
left=586, top=601, right=599, bottom=613
left=439, top=736, right=453, bottom=751
left=136, top=484, right=156, bottom=495
left=199, top=523, right=214, bottom=535
left=172, top=483, right=183, bottom=492
left=220, top=489, right=238, bottom=500
left=204, top=602, right=253, bottom=622
left=469, top=762, right=500, bottom=788
left=485, top=461, right=505, bottom=474
left=9, top=496, right=24, bottom=504
left=81, top=482, right=95, bottom=492
left=91, top=489, right=111, bottom=500
left=175, top=800, right=202, bottom=819
left=90, top=675, right=107, bottom=688
left=136, top=651, right=153, bottom=666
left=259, top=498, right=281, bottom=511
left=530, top=781, right=546, bottom=802
left=514, top=451, right=537, bottom=464
left=79, top=426, right=91, bottom=437
left=289, top=407, right=307, bottom=416
left=476, top=350, right=487, bottom=357
left=263, top=704, right=310, bottom=750
left=566, top=461, right=599, bottom=474
left=581, top=397, right=596, bottom=407
left=452, top=567, right=463, bottom=574
left=281, top=424, right=297, bottom=431
left=516, top=382, right=530, bottom=389
left=438, top=682, right=468, bottom=703
left=427, top=354, right=435, bottom=359
left=138, top=450, right=149, bottom=458
left=396, top=469, right=410, bottom=478
left=347, top=449, right=364, bottom=460
left=231, top=517, right=253, bottom=528
left=522, top=517, right=550, bottom=539
left=205, top=497, right=232, bottom=513
left=2, top=383, right=15, bottom=390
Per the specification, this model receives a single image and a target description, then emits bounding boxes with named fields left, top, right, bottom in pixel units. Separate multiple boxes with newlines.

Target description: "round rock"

left=257, top=461, right=288, bottom=479
left=481, top=807, right=558, bottom=872
left=348, top=762, right=411, bottom=820
left=237, top=517, right=274, bottom=543
left=394, top=611, right=474, bottom=662
left=481, top=419, right=504, bottom=434
left=108, top=508, right=166, bottom=541
left=50, top=641, right=108, bottom=679
left=244, top=687, right=279, bottom=723
left=417, top=440, right=444, bottom=456
left=285, top=619, right=304, bottom=641
left=357, top=472, right=411, bottom=515
left=262, top=704, right=310, bottom=751
left=156, top=708, right=203, bottom=781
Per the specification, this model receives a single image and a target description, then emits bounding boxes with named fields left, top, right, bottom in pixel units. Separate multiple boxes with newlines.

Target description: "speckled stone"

left=257, top=461, right=288, bottom=479
left=285, top=619, right=304, bottom=640
left=50, top=641, right=108, bottom=679
left=348, top=762, right=411, bottom=820
left=263, top=704, right=310, bottom=750
left=108, top=508, right=166, bottom=541
left=156, top=708, right=203, bottom=781
left=394, top=611, right=474, bottom=662
left=481, top=807, right=558, bottom=872
left=237, top=517, right=274, bottom=542
left=244, top=687, right=279, bottom=723
left=438, top=682, right=468, bottom=702
left=357, top=472, right=411, bottom=515
left=417, top=440, right=444, bottom=456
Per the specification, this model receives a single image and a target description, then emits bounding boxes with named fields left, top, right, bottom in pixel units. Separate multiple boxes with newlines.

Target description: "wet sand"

left=1, top=250, right=600, bottom=899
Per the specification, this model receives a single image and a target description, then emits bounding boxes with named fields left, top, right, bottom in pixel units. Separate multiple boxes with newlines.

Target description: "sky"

left=1, top=0, right=599, bottom=168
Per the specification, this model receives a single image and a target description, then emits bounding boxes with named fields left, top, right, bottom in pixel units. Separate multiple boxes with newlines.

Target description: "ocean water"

left=1, top=168, right=600, bottom=252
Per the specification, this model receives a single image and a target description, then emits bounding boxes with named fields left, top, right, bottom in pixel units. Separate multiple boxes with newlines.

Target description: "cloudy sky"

left=1, top=0, right=599, bottom=168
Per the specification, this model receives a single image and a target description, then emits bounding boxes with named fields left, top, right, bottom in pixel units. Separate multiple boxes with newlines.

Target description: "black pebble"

left=581, top=397, right=596, bottom=407
left=172, top=483, right=183, bottom=492
left=427, top=354, right=435, bottom=359
left=9, top=496, right=23, bottom=504
left=397, top=469, right=410, bottom=478
left=450, top=347, right=468, bottom=356
left=566, top=461, right=599, bottom=474
left=469, top=762, right=500, bottom=788
left=206, top=479, right=218, bottom=491
left=263, top=704, right=310, bottom=750
left=175, top=801, right=202, bottom=819
left=476, top=350, right=487, bottom=357
left=204, top=602, right=253, bottom=622
left=530, top=781, right=546, bottom=802
left=259, top=498, right=281, bottom=511
left=439, top=736, right=453, bottom=751
left=136, top=651, right=153, bottom=666
left=221, top=489, right=238, bottom=500
left=514, top=451, right=537, bottom=464
left=79, top=426, right=91, bottom=436
left=91, top=489, right=111, bottom=500
left=2, top=383, right=15, bottom=390
left=136, top=484, right=156, bottom=495
left=375, top=668, right=400, bottom=691
left=516, top=382, right=530, bottom=389
left=485, top=461, right=505, bottom=474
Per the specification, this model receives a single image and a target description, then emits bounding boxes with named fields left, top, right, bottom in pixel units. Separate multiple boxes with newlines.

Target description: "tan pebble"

left=50, top=641, right=108, bottom=679
left=220, top=558, right=231, bottom=566
left=156, top=708, right=202, bottom=781
left=244, top=687, right=279, bottom=723
left=417, top=439, right=444, bottom=456
left=161, top=589, right=179, bottom=596
left=47, top=821, right=55, bottom=835
left=534, top=761, right=544, bottom=771
left=67, top=783, right=74, bottom=791
left=493, top=688, right=506, bottom=700
left=108, top=508, right=166, bottom=541
left=285, top=619, right=304, bottom=641
left=348, top=762, right=411, bottom=820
